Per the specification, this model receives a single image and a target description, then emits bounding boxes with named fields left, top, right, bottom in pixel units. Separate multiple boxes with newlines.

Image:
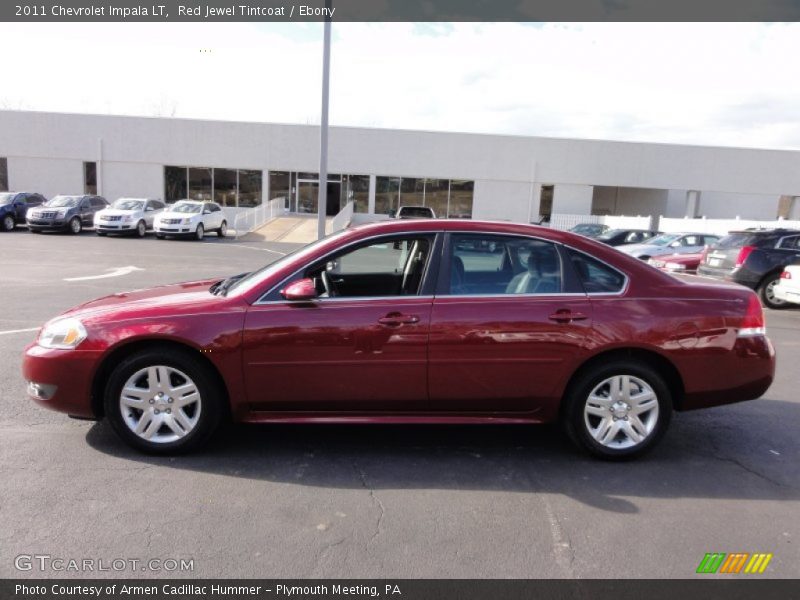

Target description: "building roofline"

left=2, top=108, right=799, bottom=156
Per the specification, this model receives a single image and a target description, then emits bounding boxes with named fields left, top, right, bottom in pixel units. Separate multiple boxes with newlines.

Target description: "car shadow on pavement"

left=85, top=399, right=800, bottom=514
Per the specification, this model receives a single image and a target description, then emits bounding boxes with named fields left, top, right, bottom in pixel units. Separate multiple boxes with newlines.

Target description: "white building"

left=1, top=110, right=799, bottom=225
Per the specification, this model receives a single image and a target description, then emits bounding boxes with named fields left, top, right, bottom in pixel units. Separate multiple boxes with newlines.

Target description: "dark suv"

left=697, top=228, right=800, bottom=308
left=0, top=192, right=46, bottom=231
left=26, top=195, right=108, bottom=234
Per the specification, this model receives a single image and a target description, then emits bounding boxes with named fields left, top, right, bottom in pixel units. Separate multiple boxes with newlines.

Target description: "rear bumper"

left=696, top=265, right=760, bottom=289
left=22, top=343, right=101, bottom=418
left=774, top=284, right=800, bottom=305
left=679, top=335, right=776, bottom=411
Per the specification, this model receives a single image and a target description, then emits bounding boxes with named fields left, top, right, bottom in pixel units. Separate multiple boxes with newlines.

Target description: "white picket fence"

left=657, top=216, right=800, bottom=236
left=232, top=197, right=286, bottom=238
left=550, top=213, right=800, bottom=236
left=549, top=213, right=654, bottom=231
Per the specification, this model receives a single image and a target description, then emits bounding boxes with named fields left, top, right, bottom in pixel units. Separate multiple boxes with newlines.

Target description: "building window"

left=448, top=180, right=474, bottom=218
left=83, top=162, right=97, bottom=195
left=400, top=177, right=424, bottom=208
left=0, top=158, right=7, bottom=192
left=269, top=171, right=292, bottom=210
left=189, top=167, right=212, bottom=201
left=214, top=168, right=237, bottom=207
left=375, top=176, right=400, bottom=215
left=238, top=170, right=262, bottom=208
left=165, top=166, right=187, bottom=202
left=343, top=174, right=370, bottom=213
left=424, top=178, right=449, bottom=218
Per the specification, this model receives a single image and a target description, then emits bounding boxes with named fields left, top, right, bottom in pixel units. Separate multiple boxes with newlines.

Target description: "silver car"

left=618, top=232, right=720, bottom=260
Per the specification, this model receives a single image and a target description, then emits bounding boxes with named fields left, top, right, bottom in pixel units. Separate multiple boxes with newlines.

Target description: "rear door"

left=428, top=233, right=592, bottom=413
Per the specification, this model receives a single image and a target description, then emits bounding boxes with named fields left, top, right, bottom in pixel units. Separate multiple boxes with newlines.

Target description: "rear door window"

left=567, top=249, right=626, bottom=294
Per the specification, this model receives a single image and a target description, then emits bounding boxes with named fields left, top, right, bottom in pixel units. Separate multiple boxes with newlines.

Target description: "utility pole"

left=317, top=1, right=332, bottom=240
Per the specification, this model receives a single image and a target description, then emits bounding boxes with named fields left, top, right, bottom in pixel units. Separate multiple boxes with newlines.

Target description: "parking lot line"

left=0, top=327, right=39, bottom=336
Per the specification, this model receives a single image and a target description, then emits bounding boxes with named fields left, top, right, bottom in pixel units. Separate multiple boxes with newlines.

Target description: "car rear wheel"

left=69, top=217, right=82, bottom=235
left=2, top=214, right=14, bottom=231
left=562, top=360, right=671, bottom=460
left=759, top=274, right=788, bottom=309
left=104, top=349, right=222, bottom=454
left=195, top=223, right=204, bottom=241
left=136, top=220, right=147, bottom=238
left=218, top=221, right=227, bottom=237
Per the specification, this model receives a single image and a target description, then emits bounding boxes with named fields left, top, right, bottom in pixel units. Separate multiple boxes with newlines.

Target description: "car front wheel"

left=136, top=220, right=147, bottom=238
left=69, top=217, right=82, bottom=234
left=2, top=214, right=14, bottom=231
left=562, top=360, right=671, bottom=460
left=104, top=349, right=222, bottom=454
left=218, top=221, right=227, bottom=237
left=195, top=223, right=204, bottom=241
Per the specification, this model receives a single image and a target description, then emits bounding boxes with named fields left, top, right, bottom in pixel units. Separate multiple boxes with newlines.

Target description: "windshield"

left=45, top=196, right=81, bottom=208
left=399, top=207, right=433, bottom=217
left=227, top=229, right=350, bottom=297
left=646, top=233, right=681, bottom=246
left=113, top=199, right=144, bottom=211
left=571, top=224, right=604, bottom=234
left=171, top=202, right=202, bottom=214
left=0, top=193, right=14, bottom=205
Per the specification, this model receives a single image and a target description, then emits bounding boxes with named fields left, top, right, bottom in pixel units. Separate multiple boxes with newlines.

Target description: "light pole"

left=317, top=3, right=332, bottom=240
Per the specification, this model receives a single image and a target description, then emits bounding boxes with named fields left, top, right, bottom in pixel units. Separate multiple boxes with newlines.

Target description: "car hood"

left=98, top=208, right=142, bottom=217
left=58, top=278, right=228, bottom=324
left=158, top=210, right=199, bottom=219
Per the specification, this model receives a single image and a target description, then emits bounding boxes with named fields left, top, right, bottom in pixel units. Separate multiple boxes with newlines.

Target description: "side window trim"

left=435, top=232, right=584, bottom=297
left=256, top=232, right=443, bottom=304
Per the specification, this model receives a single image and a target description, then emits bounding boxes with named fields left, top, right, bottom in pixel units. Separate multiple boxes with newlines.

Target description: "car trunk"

left=701, top=232, right=761, bottom=273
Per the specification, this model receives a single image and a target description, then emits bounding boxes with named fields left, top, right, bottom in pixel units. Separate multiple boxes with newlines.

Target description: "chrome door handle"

left=548, top=310, right=588, bottom=323
left=378, top=313, right=420, bottom=326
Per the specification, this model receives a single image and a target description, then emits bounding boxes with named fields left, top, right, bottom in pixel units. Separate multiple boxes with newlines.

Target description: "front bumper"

left=22, top=343, right=102, bottom=418
left=96, top=222, right=137, bottom=233
left=26, top=218, right=68, bottom=231
left=155, top=225, right=194, bottom=235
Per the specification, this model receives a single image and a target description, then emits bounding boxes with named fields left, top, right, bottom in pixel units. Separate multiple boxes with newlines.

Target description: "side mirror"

left=281, top=278, right=318, bottom=301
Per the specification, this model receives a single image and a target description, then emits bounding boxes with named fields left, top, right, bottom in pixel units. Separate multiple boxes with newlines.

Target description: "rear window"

left=715, top=232, right=772, bottom=249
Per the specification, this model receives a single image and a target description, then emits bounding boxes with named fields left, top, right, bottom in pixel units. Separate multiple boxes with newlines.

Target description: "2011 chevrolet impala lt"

left=22, top=220, right=775, bottom=459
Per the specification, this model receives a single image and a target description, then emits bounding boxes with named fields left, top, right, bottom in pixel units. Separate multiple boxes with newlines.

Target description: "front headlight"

left=123, top=215, right=133, bottom=222
left=183, top=217, right=193, bottom=224
left=38, top=318, right=87, bottom=350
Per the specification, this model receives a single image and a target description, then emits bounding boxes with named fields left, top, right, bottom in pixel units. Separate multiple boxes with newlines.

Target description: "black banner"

left=3, top=0, right=800, bottom=22
left=3, top=580, right=800, bottom=600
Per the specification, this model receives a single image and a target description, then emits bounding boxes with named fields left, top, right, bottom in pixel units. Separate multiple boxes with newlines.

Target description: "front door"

left=296, top=180, right=318, bottom=214
left=242, top=234, right=438, bottom=412
left=428, top=233, right=592, bottom=413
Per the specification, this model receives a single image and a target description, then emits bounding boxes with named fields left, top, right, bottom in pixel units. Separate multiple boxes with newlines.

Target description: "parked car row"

left=568, top=224, right=662, bottom=247
left=0, top=191, right=227, bottom=241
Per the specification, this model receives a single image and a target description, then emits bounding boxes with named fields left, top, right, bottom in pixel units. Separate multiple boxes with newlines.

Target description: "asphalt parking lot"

left=1, top=226, right=799, bottom=579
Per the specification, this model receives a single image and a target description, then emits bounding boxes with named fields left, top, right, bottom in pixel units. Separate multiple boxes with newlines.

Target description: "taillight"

left=781, top=270, right=791, bottom=280
left=735, top=245, right=755, bottom=268
left=739, top=293, right=766, bottom=337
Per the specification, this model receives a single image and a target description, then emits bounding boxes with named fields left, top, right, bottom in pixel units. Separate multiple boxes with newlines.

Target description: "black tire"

left=562, top=359, right=672, bottom=460
left=69, top=217, right=82, bottom=235
left=217, top=221, right=227, bottom=237
left=758, top=273, right=789, bottom=310
left=136, top=220, right=147, bottom=238
left=2, top=214, right=14, bottom=231
left=195, top=223, right=204, bottom=241
left=104, top=348, right=223, bottom=454
left=96, top=231, right=107, bottom=236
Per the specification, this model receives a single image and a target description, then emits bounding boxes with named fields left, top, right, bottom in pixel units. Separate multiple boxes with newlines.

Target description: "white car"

left=154, top=200, right=227, bottom=240
left=774, top=265, right=800, bottom=306
left=619, top=232, right=719, bottom=260
left=95, top=198, right=166, bottom=237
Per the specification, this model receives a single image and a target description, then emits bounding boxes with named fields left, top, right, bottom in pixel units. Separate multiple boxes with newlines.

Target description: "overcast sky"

left=2, top=22, right=799, bottom=150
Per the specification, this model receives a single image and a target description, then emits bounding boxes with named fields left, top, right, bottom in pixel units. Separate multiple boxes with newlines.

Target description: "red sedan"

left=647, top=252, right=703, bottom=274
left=22, top=220, right=775, bottom=459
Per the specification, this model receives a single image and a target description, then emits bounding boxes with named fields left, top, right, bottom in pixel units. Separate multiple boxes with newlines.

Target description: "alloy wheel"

left=2, top=215, right=14, bottom=231
left=195, top=224, right=204, bottom=240
left=583, top=375, right=659, bottom=449
left=137, top=220, right=146, bottom=237
left=70, top=217, right=81, bottom=234
left=119, top=365, right=202, bottom=444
